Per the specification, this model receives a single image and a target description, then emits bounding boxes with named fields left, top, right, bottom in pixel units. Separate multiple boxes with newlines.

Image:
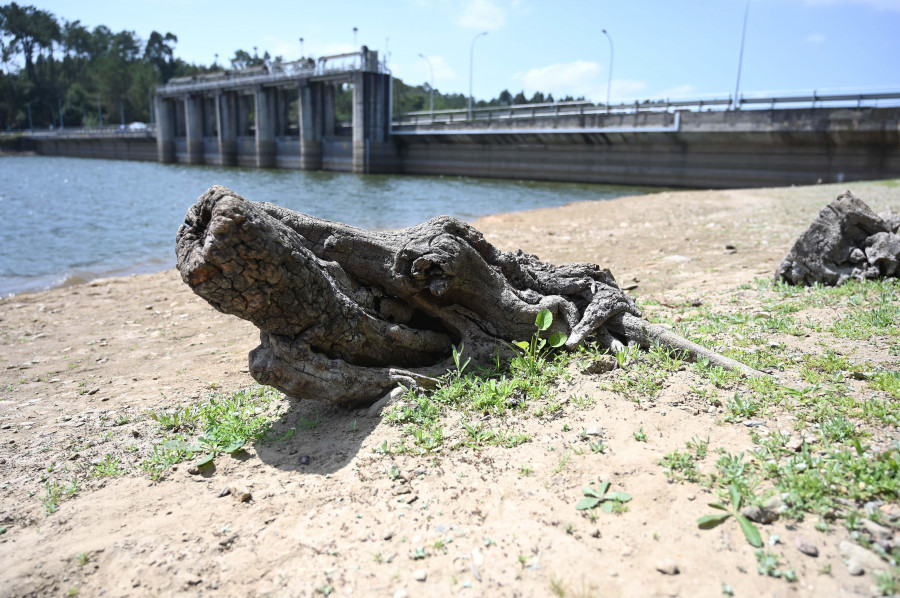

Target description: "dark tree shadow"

left=253, top=397, right=381, bottom=475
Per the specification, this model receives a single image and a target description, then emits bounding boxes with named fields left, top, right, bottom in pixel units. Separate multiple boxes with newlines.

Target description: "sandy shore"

left=1, top=180, right=898, bottom=597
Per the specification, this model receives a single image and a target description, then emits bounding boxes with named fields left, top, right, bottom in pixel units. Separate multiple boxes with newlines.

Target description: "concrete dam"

left=20, top=47, right=900, bottom=188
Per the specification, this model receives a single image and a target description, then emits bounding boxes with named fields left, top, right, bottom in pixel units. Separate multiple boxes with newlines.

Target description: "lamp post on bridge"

left=601, top=29, right=614, bottom=110
left=733, top=1, right=749, bottom=110
left=299, top=37, right=304, bottom=58
left=468, top=31, right=488, bottom=121
left=418, top=53, right=434, bottom=121
left=353, top=27, right=358, bottom=48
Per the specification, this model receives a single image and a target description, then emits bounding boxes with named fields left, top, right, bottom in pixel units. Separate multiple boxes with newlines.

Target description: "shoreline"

left=3, top=177, right=897, bottom=299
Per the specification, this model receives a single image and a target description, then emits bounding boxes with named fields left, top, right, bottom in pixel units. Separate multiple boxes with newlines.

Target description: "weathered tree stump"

left=777, top=191, right=900, bottom=286
left=176, top=185, right=762, bottom=404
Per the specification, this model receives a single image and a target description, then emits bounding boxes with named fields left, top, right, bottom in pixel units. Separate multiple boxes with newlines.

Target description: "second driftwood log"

left=176, top=185, right=763, bottom=404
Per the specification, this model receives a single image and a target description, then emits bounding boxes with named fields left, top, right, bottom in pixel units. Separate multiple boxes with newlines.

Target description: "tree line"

left=0, top=3, right=581, bottom=131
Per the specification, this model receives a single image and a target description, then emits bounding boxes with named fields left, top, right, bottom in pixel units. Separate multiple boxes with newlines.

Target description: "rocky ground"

left=1, top=179, right=898, bottom=597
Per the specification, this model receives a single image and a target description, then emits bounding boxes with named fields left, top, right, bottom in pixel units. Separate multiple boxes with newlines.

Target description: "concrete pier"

left=154, top=95, right=174, bottom=163
left=216, top=92, right=237, bottom=167
left=184, top=95, right=204, bottom=165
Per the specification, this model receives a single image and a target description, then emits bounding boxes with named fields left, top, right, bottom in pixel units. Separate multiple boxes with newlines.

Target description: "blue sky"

left=28, top=0, right=900, bottom=103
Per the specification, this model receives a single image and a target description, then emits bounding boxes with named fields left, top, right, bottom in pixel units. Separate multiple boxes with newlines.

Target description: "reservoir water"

left=1, top=156, right=650, bottom=296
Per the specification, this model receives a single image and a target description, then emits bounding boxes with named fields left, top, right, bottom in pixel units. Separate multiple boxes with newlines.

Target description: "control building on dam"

left=20, top=47, right=900, bottom=188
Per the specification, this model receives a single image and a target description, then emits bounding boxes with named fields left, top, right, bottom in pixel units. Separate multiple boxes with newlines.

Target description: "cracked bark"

left=176, top=185, right=764, bottom=404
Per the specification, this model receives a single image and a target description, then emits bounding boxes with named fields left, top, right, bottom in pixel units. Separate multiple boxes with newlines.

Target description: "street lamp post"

left=468, top=31, right=488, bottom=121
left=601, top=29, right=614, bottom=110
left=353, top=27, right=358, bottom=48
left=733, top=1, right=750, bottom=110
left=299, top=37, right=304, bottom=58
left=418, top=53, right=434, bottom=120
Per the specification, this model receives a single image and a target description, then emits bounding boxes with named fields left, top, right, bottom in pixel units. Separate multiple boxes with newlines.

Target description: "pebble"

left=846, top=559, right=864, bottom=576
left=839, top=540, right=888, bottom=572
left=413, top=569, right=427, bottom=582
left=656, top=559, right=680, bottom=575
left=217, top=488, right=231, bottom=498
left=861, top=519, right=893, bottom=540
left=785, top=437, right=803, bottom=452
left=794, top=537, right=819, bottom=557
left=299, top=456, right=310, bottom=465
left=393, top=590, right=408, bottom=598
left=229, top=486, right=252, bottom=503
left=583, top=426, right=604, bottom=437
left=584, top=355, right=617, bottom=374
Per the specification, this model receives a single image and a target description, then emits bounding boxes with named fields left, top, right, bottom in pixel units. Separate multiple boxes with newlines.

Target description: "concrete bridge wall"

left=391, top=107, right=900, bottom=188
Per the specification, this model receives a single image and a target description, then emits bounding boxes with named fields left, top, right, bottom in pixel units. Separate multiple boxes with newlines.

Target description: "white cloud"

left=458, top=0, right=507, bottom=30
left=513, top=60, right=646, bottom=102
left=806, top=33, right=826, bottom=43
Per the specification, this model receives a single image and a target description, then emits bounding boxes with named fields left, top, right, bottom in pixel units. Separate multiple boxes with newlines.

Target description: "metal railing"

left=393, top=90, right=900, bottom=127
left=158, top=49, right=384, bottom=96
left=22, top=124, right=157, bottom=138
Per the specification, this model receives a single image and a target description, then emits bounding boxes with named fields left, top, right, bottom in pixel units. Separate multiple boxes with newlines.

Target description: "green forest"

left=0, top=2, right=582, bottom=131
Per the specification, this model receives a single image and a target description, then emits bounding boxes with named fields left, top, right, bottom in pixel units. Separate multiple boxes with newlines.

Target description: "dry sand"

left=1, top=180, right=898, bottom=597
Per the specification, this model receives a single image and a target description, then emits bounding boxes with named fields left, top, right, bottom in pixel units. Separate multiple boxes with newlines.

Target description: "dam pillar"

left=298, top=81, right=323, bottom=170
left=154, top=94, right=175, bottom=163
left=323, top=84, right=335, bottom=138
left=351, top=68, right=392, bottom=174
left=184, top=94, right=204, bottom=165
left=216, top=91, right=237, bottom=166
left=254, top=86, right=276, bottom=168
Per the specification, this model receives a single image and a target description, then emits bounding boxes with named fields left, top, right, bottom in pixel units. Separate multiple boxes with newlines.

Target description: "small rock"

left=656, top=559, right=680, bottom=575
left=724, top=244, right=737, bottom=254
left=795, top=537, right=819, bottom=557
left=393, top=590, right=408, bottom=598
left=413, top=569, right=427, bottom=582
left=583, top=426, right=603, bottom=437
left=299, top=456, right=310, bottom=465
left=741, top=505, right=779, bottom=524
left=839, top=540, right=888, bottom=572
left=785, top=437, right=803, bottom=452
left=584, top=355, right=617, bottom=374
left=187, top=466, right=200, bottom=475
left=217, top=488, right=231, bottom=498
left=846, top=559, right=864, bottom=576
left=862, top=519, right=893, bottom=540
left=229, top=486, right=252, bottom=502
left=383, top=530, right=394, bottom=541
left=609, top=570, right=618, bottom=577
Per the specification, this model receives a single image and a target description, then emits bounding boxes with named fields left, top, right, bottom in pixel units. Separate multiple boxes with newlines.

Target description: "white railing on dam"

left=392, top=89, right=900, bottom=127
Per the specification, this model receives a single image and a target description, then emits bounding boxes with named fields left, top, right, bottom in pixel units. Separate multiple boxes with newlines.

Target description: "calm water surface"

left=0, top=156, right=650, bottom=296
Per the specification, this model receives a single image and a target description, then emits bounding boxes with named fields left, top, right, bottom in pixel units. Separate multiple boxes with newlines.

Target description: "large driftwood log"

left=176, top=185, right=762, bottom=404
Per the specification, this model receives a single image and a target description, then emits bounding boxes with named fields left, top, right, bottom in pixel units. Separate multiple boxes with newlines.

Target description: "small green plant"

left=92, top=454, right=125, bottom=477
left=41, top=482, right=63, bottom=514
left=697, top=484, right=762, bottom=547
left=575, top=481, right=632, bottom=514
left=513, top=309, right=568, bottom=375
left=519, top=464, right=534, bottom=476
left=385, top=464, right=401, bottom=480
left=754, top=549, right=797, bottom=581
left=874, top=568, right=900, bottom=596
left=76, top=552, right=89, bottom=567
left=633, top=427, right=648, bottom=442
